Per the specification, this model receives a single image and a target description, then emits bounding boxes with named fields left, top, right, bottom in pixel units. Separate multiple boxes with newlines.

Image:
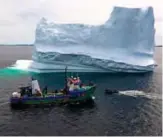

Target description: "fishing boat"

left=10, top=66, right=96, bottom=107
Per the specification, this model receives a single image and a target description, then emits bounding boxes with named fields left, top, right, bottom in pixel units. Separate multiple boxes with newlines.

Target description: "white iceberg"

left=11, top=6, right=156, bottom=73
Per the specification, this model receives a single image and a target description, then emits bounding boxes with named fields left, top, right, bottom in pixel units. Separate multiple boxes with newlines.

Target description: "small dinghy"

left=104, top=88, right=119, bottom=95
left=10, top=67, right=96, bottom=108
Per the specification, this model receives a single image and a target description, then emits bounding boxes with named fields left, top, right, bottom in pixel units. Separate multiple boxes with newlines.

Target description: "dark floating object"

left=104, top=88, right=119, bottom=95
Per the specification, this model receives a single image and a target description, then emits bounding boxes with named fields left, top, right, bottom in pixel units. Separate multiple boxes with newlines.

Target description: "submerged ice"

left=15, top=6, right=157, bottom=73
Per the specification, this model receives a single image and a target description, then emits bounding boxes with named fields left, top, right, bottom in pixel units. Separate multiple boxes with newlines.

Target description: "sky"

left=0, top=0, right=162, bottom=45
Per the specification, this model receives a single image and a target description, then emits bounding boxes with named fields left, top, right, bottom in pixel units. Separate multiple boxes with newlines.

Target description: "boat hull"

left=10, top=85, right=96, bottom=107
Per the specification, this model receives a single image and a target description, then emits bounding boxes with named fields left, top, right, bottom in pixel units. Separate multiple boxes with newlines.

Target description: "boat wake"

left=118, top=90, right=162, bottom=100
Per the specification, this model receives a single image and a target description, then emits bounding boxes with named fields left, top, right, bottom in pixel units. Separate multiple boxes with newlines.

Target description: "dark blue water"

left=0, top=70, right=162, bottom=136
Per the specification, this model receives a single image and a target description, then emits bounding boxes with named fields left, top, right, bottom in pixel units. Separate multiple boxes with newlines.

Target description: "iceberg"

left=12, top=6, right=156, bottom=73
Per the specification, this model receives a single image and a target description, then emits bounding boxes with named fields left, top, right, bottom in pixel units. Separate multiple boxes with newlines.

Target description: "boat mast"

left=65, top=66, right=68, bottom=90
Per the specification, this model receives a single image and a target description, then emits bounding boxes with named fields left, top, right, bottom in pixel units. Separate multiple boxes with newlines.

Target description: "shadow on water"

left=0, top=67, right=154, bottom=89
left=30, top=71, right=154, bottom=92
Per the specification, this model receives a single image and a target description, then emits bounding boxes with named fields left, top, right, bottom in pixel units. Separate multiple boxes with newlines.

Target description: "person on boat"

left=19, top=85, right=32, bottom=97
left=19, top=86, right=26, bottom=96
left=42, top=86, right=48, bottom=97
left=70, top=77, right=80, bottom=85
left=74, top=82, right=80, bottom=90
left=66, top=76, right=81, bottom=92
left=75, top=77, right=82, bottom=89
left=60, top=88, right=67, bottom=95
left=43, top=86, right=48, bottom=94
left=69, top=81, right=75, bottom=91
left=55, top=89, right=58, bottom=94
left=26, top=86, right=32, bottom=96
left=77, top=77, right=81, bottom=84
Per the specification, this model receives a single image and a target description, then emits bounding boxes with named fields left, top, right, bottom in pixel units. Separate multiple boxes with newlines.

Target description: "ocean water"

left=0, top=46, right=162, bottom=136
